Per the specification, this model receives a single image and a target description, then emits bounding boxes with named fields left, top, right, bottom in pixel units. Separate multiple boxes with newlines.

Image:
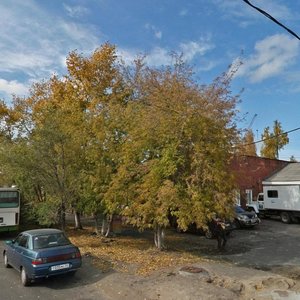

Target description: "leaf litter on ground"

left=67, top=226, right=213, bottom=276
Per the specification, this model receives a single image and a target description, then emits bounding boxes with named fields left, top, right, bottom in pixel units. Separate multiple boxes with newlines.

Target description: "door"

left=13, top=234, right=29, bottom=269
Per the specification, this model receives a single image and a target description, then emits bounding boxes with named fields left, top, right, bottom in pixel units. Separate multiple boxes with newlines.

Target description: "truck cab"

left=246, top=193, right=264, bottom=214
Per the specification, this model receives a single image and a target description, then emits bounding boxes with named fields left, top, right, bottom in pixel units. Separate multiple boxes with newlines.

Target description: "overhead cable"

left=242, top=126, right=300, bottom=147
left=242, top=0, right=300, bottom=41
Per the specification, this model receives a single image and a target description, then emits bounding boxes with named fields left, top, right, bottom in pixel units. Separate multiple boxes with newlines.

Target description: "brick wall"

left=230, top=156, right=289, bottom=207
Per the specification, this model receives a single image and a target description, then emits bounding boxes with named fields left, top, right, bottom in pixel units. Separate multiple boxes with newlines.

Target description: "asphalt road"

left=0, top=234, right=106, bottom=300
left=211, top=218, right=300, bottom=275
left=1, top=218, right=300, bottom=299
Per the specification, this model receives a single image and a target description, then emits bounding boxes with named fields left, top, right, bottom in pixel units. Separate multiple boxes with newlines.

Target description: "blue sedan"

left=3, top=228, right=82, bottom=286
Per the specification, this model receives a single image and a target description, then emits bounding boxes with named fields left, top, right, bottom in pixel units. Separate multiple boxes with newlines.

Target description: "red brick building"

left=230, top=156, right=289, bottom=207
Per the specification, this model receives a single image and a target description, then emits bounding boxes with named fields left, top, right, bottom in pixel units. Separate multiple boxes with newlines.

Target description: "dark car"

left=3, top=228, right=81, bottom=286
left=234, top=205, right=260, bottom=228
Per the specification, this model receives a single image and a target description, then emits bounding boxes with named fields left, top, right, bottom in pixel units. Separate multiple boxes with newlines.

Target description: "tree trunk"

left=94, top=214, right=101, bottom=236
left=101, top=217, right=107, bottom=236
left=154, top=225, right=165, bottom=250
left=60, top=199, right=66, bottom=231
left=104, top=215, right=113, bottom=237
left=74, top=211, right=83, bottom=230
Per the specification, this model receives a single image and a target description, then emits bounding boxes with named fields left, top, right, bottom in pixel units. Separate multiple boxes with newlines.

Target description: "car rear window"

left=33, top=233, right=71, bottom=249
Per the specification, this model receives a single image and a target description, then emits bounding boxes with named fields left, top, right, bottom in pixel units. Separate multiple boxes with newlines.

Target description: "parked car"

left=174, top=218, right=235, bottom=239
left=3, top=228, right=81, bottom=286
left=234, top=205, right=260, bottom=228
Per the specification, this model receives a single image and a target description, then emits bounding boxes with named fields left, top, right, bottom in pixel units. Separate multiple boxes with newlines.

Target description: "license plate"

left=51, top=263, right=70, bottom=271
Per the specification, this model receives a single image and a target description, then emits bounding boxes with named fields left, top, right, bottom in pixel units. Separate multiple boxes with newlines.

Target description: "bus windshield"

left=0, top=191, right=19, bottom=208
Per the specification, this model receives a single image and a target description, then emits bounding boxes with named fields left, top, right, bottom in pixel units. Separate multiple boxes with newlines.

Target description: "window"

left=15, top=234, right=29, bottom=248
left=245, top=189, right=253, bottom=204
left=0, top=191, right=19, bottom=208
left=14, top=234, right=23, bottom=245
left=19, top=235, right=29, bottom=248
left=234, top=190, right=241, bottom=205
left=267, top=190, right=278, bottom=198
left=33, top=233, right=71, bottom=249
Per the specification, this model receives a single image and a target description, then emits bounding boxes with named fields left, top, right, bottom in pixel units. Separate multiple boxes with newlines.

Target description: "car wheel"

left=3, top=253, right=11, bottom=268
left=21, top=267, right=31, bottom=286
left=280, top=212, right=291, bottom=224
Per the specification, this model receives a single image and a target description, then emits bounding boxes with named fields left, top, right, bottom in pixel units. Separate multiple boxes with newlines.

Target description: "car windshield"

left=33, top=233, right=71, bottom=249
left=235, top=205, right=246, bottom=213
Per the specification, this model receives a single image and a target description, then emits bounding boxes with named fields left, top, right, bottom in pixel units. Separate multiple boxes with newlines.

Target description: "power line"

left=242, top=0, right=300, bottom=41
left=242, top=126, right=300, bottom=146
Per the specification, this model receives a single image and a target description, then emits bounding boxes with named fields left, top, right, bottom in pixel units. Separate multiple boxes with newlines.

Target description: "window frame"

left=267, top=190, right=278, bottom=198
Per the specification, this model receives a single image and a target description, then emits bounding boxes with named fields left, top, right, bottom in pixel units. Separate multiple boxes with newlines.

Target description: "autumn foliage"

left=0, top=44, right=240, bottom=249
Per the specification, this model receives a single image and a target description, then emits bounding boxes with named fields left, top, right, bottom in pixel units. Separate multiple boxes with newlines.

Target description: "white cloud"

left=180, top=40, right=214, bottom=62
left=248, top=0, right=294, bottom=20
left=0, top=1, right=100, bottom=87
left=116, top=48, right=140, bottom=65
left=118, top=47, right=172, bottom=67
left=214, top=0, right=296, bottom=25
left=155, top=31, right=162, bottom=39
left=237, top=34, right=299, bottom=82
left=179, top=9, right=188, bottom=17
left=63, top=4, right=89, bottom=18
left=146, top=47, right=172, bottom=66
left=0, top=79, right=28, bottom=97
left=118, top=38, right=214, bottom=68
left=145, top=23, right=162, bottom=40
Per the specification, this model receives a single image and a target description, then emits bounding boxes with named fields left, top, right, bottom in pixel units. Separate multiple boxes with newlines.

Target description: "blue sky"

left=1, top=0, right=300, bottom=160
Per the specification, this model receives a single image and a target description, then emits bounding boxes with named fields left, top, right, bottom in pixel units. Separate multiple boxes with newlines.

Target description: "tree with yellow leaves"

left=105, top=57, right=239, bottom=249
left=260, top=120, right=289, bottom=159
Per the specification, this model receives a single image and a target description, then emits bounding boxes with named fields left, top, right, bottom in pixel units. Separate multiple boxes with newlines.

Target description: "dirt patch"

left=66, top=226, right=300, bottom=299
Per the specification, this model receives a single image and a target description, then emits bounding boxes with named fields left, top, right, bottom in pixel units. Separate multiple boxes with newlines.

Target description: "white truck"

left=246, top=192, right=264, bottom=215
left=245, top=163, right=300, bottom=223
left=247, top=186, right=300, bottom=223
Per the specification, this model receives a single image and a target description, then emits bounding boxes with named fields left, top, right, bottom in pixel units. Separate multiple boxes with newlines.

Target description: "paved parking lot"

left=211, top=218, right=300, bottom=277
left=1, top=218, right=300, bottom=299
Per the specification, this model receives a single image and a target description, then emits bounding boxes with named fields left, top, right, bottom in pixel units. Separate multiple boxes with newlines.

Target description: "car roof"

left=22, top=228, right=63, bottom=236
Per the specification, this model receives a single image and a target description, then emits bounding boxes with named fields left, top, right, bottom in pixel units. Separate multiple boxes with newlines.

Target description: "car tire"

left=3, top=253, right=11, bottom=268
left=21, top=267, right=31, bottom=286
left=280, top=212, right=291, bottom=224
